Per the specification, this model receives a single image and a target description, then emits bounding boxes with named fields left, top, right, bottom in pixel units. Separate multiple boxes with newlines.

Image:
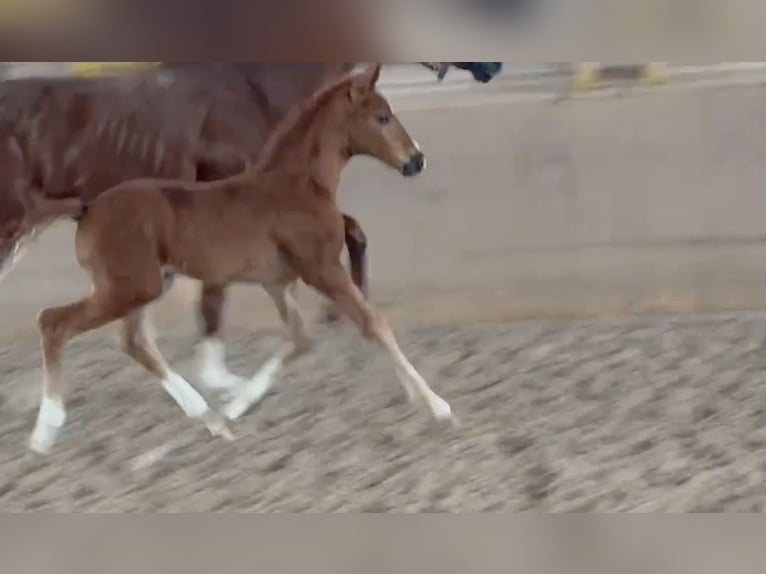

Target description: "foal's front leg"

left=223, top=282, right=312, bottom=421
left=312, top=263, right=454, bottom=423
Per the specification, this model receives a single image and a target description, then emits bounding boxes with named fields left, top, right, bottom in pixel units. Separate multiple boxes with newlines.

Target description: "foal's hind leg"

left=31, top=295, right=127, bottom=454
left=195, top=285, right=247, bottom=395
left=121, top=309, right=233, bottom=440
left=224, top=282, right=312, bottom=421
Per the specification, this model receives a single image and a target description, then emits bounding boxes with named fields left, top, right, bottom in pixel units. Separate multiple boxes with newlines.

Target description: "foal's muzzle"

left=401, top=151, right=426, bottom=177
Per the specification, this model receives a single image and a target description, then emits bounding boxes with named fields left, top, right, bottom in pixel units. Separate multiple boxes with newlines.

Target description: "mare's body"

left=30, top=65, right=453, bottom=455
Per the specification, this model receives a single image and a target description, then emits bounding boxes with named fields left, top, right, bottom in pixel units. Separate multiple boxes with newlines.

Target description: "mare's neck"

left=234, top=63, right=357, bottom=125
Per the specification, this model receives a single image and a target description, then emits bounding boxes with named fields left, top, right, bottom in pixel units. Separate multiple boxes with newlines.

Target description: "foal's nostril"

left=402, top=151, right=425, bottom=176
left=413, top=151, right=425, bottom=170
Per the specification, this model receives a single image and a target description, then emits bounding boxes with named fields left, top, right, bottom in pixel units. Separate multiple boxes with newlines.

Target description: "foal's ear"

left=366, top=64, right=382, bottom=87
left=349, top=63, right=381, bottom=102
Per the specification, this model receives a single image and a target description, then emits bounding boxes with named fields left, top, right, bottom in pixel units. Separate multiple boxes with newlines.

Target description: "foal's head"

left=342, top=65, right=425, bottom=177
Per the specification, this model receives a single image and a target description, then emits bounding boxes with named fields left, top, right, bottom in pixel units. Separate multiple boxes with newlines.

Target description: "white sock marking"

left=29, top=395, right=66, bottom=455
left=162, top=372, right=209, bottom=418
left=223, top=356, right=283, bottom=421
left=391, top=347, right=452, bottom=421
left=198, top=338, right=245, bottom=391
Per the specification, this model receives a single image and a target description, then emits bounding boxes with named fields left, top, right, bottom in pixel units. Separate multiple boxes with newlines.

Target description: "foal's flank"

left=30, top=63, right=453, bottom=455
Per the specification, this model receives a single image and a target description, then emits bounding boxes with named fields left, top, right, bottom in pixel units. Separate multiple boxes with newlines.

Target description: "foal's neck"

left=249, top=96, right=351, bottom=195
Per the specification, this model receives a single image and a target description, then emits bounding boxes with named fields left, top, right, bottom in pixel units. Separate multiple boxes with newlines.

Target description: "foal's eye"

left=376, top=113, right=391, bottom=126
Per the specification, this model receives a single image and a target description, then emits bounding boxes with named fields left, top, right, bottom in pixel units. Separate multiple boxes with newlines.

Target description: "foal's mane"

left=255, top=72, right=360, bottom=170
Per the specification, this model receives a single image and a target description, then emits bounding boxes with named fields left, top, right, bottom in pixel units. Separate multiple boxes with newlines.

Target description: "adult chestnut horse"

left=31, top=64, right=452, bottom=454
left=0, top=61, right=502, bottom=394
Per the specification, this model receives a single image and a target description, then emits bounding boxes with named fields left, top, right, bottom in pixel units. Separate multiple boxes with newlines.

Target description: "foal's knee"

left=37, top=307, right=70, bottom=348
left=358, top=308, right=388, bottom=343
left=120, top=325, right=143, bottom=357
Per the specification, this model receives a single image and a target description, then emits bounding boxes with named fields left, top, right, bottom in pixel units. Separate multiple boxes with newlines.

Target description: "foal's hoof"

left=431, top=397, right=458, bottom=427
left=29, top=423, right=61, bottom=456
left=29, top=432, right=55, bottom=456
left=202, top=412, right=235, bottom=441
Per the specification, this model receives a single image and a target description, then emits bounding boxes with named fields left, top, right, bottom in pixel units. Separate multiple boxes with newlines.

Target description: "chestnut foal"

left=30, top=64, right=453, bottom=455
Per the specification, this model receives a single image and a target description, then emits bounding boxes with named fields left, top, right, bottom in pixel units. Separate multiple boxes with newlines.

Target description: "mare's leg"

left=312, top=262, right=453, bottom=422
left=223, top=282, right=312, bottom=421
left=121, top=308, right=233, bottom=440
left=321, top=213, right=369, bottom=324
left=196, top=285, right=247, bottom=394
left=343, top=214, right=370, bottom=299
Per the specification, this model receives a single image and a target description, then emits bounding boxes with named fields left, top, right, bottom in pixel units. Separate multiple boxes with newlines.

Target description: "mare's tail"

left=28, top=191, right=87, bottom=222
left=0, top=190, right=86, bottom=284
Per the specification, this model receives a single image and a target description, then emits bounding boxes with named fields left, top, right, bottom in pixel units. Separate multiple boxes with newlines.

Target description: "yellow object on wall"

left=573, top=63, right=669, bottom=91
left=68, top=62, right=160, bottom=77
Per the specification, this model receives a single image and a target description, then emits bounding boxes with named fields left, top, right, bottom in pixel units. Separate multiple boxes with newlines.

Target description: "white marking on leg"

left=162, top=372, right=210, bottom=418
left=197, top=338, right=246, bottom=392
left=223, top=356, right=283, bottom=421
left=223, top=282, right=309, bottom=421
left=161, top=372, right=234, bottom=439
left=393, top=350, right=452, bottom=420
left=29, top=394, right=66, bottom=455
left=377, top=324, right=452, bottom=421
